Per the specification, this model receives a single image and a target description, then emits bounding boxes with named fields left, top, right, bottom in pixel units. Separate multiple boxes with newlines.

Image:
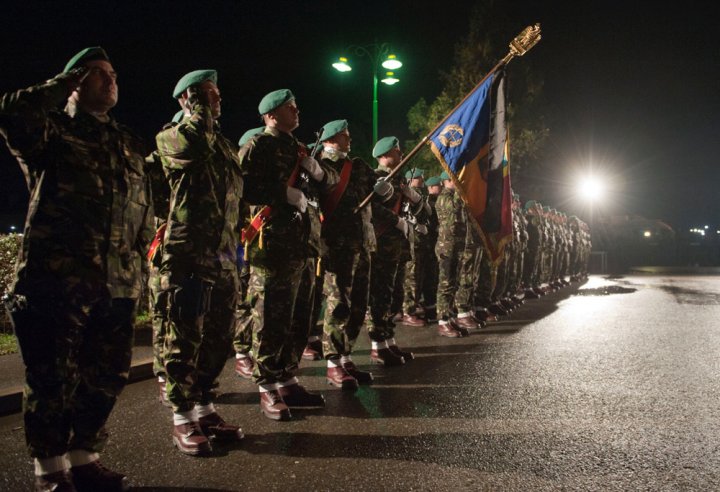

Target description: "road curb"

left=0, top=358, right=155, bottom=416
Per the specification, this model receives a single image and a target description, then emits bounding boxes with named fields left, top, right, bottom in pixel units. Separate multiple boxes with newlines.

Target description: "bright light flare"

left=381, top=71, right=399, bottom=85
left=381, top=54, right=402, bottom=70
left=332, top=57, right=352, bottom=72
left=578, top=176, right=605, bottom=202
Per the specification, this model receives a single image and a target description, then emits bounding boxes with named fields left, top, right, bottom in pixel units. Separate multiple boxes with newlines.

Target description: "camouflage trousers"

left=522, top=245, right=541, bottom=287
left=309, top=265, right=325, bottom=340
left=163, top=269, right=239, bottom=413
left=322, top=247, right=370, bottom=359
left=474, top=249, right=495, bottom=308
left=508, top=251, right=525, bottom=294
left=6, top=294, right=135, bottom=458
left=435, top=235, right=465, bottom=320
left=423, top=242, right=439, bottom=310
left=232, top=263, right=253, bottom=356
left=390, top=261, right=406, bottom=316
left=403, top=243, right=434, bottom=315
left=369, top=237, right=408, bottom=342
left=248, top=257, right=315, bottom=385
left=493, top=250, right=511, bottom=299
left=458, top=237, right=481, bottom=311
left=148, top=263, right=168, bottom=377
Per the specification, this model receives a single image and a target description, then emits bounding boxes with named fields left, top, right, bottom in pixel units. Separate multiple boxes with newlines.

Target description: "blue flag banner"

left=429, top=68, right=512, bottom=263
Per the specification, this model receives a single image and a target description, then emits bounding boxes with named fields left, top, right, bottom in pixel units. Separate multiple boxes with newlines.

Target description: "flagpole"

left=354, top=23, right=541, bottom=213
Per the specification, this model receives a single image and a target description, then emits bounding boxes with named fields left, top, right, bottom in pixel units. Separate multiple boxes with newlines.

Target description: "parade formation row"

left=0, top=47, right=589, bottom=491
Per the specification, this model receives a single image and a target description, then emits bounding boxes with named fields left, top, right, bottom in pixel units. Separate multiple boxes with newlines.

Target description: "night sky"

left=1, top=1, right=718, bottom=231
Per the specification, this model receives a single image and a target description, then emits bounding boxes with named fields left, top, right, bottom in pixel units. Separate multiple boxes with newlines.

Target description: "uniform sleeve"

left=0, top=75, right=72, bottom=161
left=317, top=158, right=339, bottom=192
left=371, top=171, right=402, bottom=227
left=239, top=136, right=288, bottom=206
left=155, top=101, right=214, bottom=169
left=136, top=179, right=156, bottom=256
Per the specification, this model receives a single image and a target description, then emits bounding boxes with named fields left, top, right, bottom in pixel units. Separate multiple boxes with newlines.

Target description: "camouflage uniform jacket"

left=319, top=151, right=376, bottom=253
left=0, top=74, right=153, bottom=300
left=435, top=187, right=467, bottom=245
left=371, top=165, right=425, bottom=256
left=155, top=102, right=242, bottom=282
left=239, top=127, right=338, bottom=262
left=427, top=193, right=440, bottom=245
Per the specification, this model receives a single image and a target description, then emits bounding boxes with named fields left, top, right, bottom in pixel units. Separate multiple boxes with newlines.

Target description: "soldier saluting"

left=0, top=47, right=153, bottom=491
left=156, top=69, right=245, bottom=456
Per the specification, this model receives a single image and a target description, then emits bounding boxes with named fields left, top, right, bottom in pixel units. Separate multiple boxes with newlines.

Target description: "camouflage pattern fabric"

left=145, top=150, right=171, bottom=377
left=420, top=193, right=440, bottom=311
left=155, top=99, right=243, bottom=412
left=247, top=259, right=315, bottom=385
left=239, top=128, right=337, bottom=385
left=320, top=153, right=376, bottom=359
left=0, top=73, right=152, bottom=457
left=368, top=165, right=420, bottom=340
left=434, top=187, right=467, bottom=320
left=164, top=269, right=239, bottom=411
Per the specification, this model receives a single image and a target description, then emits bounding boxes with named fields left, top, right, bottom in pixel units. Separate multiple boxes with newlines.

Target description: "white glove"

left=373, top=179, right=394, bottom=199
left=402, top=186, right=421, bottom=204
left=286, top=186, right=307, bottom=213
left=415, top=224, right=428, bottom=235
left=395, top=217, right=410, bottom=237
left=300, top=156, right=324, bottom=181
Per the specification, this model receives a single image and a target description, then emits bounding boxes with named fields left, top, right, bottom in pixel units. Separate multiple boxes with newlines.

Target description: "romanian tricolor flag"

left=429, top=68, right=513, bottom=264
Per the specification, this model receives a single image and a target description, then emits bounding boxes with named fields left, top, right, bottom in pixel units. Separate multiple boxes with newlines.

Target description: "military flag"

left=429, top=68, right=513, bottom=264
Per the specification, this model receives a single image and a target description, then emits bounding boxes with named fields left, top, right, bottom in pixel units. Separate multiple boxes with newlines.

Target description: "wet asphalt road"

left=1, top=274, right=719, bottom=491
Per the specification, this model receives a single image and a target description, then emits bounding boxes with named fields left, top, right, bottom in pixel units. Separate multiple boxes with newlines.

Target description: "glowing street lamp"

left=332, top=57, right=352, bottom=72
left=578, top=175, right=605, bottom=202
left=381, top=54, right=402, bottom=70
left=332, top=44, right=403, bottom=145
left=381, top=72, right=399, bottom=85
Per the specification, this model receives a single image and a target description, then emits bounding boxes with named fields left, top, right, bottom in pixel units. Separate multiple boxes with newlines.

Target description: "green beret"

left=63, top=47, right=109, bottom=73
left=306, top=142, right=316, bottom=150
left=171, top=110, right=185, bottom=124
left=238, top=126, right=265, bottom=146
left=543, top=206, right=551, bottom=212
left=440, top=171, right=451, bottom=181
left=372, top=136, right=399, bottom=158
left=523, top=200, right=537, bottom=212
left=320, top=119, right=348, bottom=141
left=258, top=89, right=295, bottom=115
left=425, top=176, right=441, bottom=186
left=172, top=69, right=217, bottom=99
left=404, top=168, right=425, bottom=180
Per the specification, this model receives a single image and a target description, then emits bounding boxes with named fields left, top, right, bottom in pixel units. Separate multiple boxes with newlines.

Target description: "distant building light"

left=704, top=225, right=709, bottom=229
left=9, top=225, right=16, bottom=231
left=643, top=231, right=651, bottom=238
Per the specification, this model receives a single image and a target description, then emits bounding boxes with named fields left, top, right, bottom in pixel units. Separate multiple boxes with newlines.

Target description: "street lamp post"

left=332, top=43, right=402, bottom=145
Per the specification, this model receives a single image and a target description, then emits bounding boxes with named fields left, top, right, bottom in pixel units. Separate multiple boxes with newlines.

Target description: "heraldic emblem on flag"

left=428, top=68, right=513, bottom=264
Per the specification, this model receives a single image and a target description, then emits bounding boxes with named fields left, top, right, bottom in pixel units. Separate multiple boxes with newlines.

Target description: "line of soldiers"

left=148, top=69, right=592, bottom=452
left=0, top=47, right=591, bottom=491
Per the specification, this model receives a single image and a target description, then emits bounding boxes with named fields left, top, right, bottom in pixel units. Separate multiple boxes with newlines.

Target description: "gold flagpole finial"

left=509, top=23, right=542, bottom=57
left=500, top=24, right=542, bottom=65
